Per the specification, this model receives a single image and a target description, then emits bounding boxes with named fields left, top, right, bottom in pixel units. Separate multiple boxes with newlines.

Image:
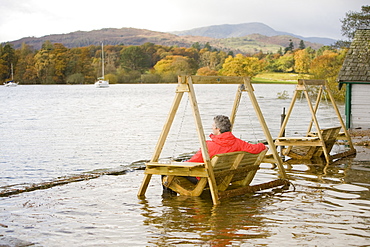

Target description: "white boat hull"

left=95, top=80, right=109, bottom=88
left=4, top=81, right=18, bottom=87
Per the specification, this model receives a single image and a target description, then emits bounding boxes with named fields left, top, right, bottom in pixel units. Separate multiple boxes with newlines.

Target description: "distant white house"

left=337, top=27, right=370, bottom=129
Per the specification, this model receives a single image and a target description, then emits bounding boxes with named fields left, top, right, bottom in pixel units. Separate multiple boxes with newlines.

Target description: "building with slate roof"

left=338, top=27, right=370, bottom=129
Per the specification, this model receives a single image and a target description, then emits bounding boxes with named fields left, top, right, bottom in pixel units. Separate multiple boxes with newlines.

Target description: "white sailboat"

left=94, top=43, right=109, bottom=88
left=3, top=63, right=19, bottom=87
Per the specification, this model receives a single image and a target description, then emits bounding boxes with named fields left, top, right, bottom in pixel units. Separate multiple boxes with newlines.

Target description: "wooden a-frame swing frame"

left=274, top=79, right=356, bottom=163
left=137, top=75, right=287, bottom=205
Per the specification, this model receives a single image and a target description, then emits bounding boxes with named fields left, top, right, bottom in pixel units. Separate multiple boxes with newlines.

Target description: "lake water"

left=0, top=84, right=369, bottom=246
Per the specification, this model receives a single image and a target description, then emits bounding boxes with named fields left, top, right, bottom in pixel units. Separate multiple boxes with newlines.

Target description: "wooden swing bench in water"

left=274, top=79, right=356, bottom=163
left=137, top=75, right=289, bottom=205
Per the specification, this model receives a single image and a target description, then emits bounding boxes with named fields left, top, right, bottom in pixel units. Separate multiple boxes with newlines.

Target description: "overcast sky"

left=0, top=0, right=367, bottom=43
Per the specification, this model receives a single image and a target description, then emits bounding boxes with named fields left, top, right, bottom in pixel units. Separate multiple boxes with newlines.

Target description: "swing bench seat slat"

left=145, top=162, right=207, bottom=177
left=159, top=149, right=268, bottom=198
left=275, top=137, right=321, bottom=146
left=146, top=162, right=204, bottom=168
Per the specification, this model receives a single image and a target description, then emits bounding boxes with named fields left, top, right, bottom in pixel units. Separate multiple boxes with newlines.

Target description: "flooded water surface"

left=0, top=84, right=369, bottom=246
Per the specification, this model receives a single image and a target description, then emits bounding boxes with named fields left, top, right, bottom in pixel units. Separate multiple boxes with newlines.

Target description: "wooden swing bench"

left=138, top=75, right=288, bottom=205
left=274, top=79, right=356, bottom=163
left=275, top=126, right=341, bottom=160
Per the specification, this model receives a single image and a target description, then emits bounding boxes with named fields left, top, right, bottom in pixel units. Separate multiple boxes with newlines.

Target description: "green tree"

left=66, top=73, right=84, bottom=84
left=299, top=40, right=306, bottom=50
left=192, top=42, right=201, bottom=50
left=284, top=40, right=294, bottom=54
left=274, top=52, right=295, bottom=72
left=204, top=42, right=212, bottom=50
left=341, top=5, right=370, bottom=40
left=141, top=42, right=161, bottom=67
left=120, top=46, right=151, bottom=72
left=121, top=46, right=150, bottom=72
left=67, top=47, right=95, bottom=83
left=0, top=43, right=16, bottom=81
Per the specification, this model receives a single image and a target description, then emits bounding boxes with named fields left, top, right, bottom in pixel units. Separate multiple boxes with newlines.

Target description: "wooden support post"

left=306, top=86, right=323, bottom=134
left=186, top=76, right=219, bottom=205
left=303, top=89, right=330, bottom=163
left=229, top=84, right=243, bottom=129
left=325, top=81, right=355, bottom=152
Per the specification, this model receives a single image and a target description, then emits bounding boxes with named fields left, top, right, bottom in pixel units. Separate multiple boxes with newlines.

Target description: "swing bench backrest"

left=212, top=150, right=267, bottom=192
left=310, top=126, right=341, bottom=157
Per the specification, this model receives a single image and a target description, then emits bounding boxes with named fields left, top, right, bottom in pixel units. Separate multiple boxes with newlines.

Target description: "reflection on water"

left=0, top=84, right=369, bottom=246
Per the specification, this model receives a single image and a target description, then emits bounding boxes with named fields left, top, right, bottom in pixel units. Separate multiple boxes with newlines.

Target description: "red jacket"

left=186, top=132, right=266, bottom=163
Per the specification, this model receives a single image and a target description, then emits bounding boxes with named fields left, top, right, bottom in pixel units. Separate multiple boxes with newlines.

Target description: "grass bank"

left=252, top=72, right=311, bottom=84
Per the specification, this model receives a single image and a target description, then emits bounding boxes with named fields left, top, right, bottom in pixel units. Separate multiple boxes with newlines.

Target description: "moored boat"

left=4, top=63, right=19, bottom=87
left=4, top=80, right=19, bottom=87
left=94, top=43, right=109, bottom=88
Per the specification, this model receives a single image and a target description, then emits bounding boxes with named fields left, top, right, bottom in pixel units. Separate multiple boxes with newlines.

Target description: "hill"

left=7, top=23, right=331, bottom=53
left=171, top=22, right=336, bottom=45
left=213, top=33, right=323, bottom=53
left=10, top=28, right=215, bottom=50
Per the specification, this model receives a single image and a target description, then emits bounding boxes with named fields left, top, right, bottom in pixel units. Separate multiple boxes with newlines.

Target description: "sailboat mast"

left=11, top=63, right=14, bottom=81
left=101, top=43, right=104, bottom=79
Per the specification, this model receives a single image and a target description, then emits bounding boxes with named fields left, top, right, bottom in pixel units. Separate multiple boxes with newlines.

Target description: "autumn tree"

left=199, top=50, right=227, bottom=71
left=219, top=54, right=266, bottom=77
left=196, top=66, right=218, bottom=76
left=67, top=47, right=95, bottom=83
left=34, top=41, right=55, bottom=84
left=294, top=49, right=311, bottom=73
left=154, top=55, right=197, bottom=82
left=310, top=50, right=346, bottom=100
left=52, top=43, right=68, bottom=83
left=15, top=43, right=37, bottom=83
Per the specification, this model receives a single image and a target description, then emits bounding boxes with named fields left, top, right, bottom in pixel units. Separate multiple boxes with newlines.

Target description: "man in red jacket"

left=187, top=115, right=267, bottom=163
left=179, top=115, right=267, bottom=185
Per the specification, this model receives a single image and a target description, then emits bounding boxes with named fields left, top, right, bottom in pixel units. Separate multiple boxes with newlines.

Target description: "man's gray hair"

left=213, top=115, right=232, bottom=133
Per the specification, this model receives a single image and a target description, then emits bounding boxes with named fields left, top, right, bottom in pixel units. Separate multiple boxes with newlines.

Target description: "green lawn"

left=252, top=72, right=311, bottom=84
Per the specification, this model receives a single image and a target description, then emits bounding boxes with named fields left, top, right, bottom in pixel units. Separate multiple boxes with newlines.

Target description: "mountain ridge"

left=6, top=22, right=334, bottom=52
left=171, top=22, right=336, bottom=45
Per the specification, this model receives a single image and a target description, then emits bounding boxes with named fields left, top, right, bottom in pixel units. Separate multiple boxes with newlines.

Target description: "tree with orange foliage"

left=310, top=50, right=347, bottom=100
left=196, top=66, right=218, bottom=76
